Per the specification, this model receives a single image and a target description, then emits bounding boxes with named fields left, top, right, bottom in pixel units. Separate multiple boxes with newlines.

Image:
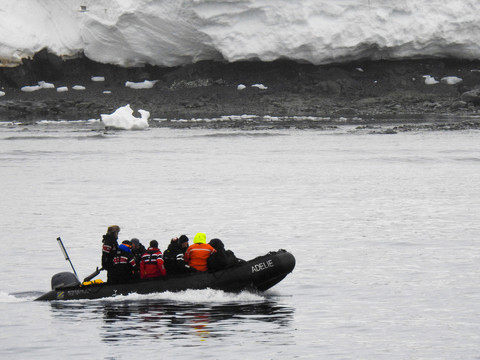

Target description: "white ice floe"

left=91, top=76, right=105, bottom=82
left=72, top=85, right=86, bottom=90
left=125, top=80, right=158, bottom=89
left=103, top=90, right=112, bottom=94
left=252, top=84, right=268, bottom=90
left=38, top=81, right=55, bottom=89
left=0, top=91, right=5, bottom=96
left=237, top=84, right=246, bottom=90
left=441, top=76, right=463, bottom=85
left=20, top=81, right=55, bottom=92
left=56, top=86, right=68, bottom=92
left=21, top=85, right=41, bottom=92
left=423, top=75, right=439, bottom=85
left=100, top=104, right=150, bottom=130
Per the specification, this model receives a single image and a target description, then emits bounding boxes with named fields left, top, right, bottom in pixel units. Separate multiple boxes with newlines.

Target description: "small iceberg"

left=441, top=76, right=462, bottom=85
left=20, top=81, right=55, bottom=92
left=21, top=85, right=41, bottom=92
left=252, top=83, right=268, bottom=90
left=125, top=80, right=158, bottom=89
left=100, top=104, right=150, bottom=130
left=423, top=75, right=439, bottom=85
left=38, top=81, right=55, bottom=89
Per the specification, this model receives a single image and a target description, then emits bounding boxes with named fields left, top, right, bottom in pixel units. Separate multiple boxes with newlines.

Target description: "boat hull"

left=35, top=250, right=295, bottom=301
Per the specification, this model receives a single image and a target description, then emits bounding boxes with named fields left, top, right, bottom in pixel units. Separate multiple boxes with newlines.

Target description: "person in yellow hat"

left=184, top=233, right=216, bottom=271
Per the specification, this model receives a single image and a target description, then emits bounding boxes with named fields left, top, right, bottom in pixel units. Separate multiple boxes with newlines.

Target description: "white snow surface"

left=1, top=0, right=479, bottom=67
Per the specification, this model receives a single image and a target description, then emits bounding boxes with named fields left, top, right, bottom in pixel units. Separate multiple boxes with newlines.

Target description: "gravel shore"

left=1, top=51, right=480, bottom=130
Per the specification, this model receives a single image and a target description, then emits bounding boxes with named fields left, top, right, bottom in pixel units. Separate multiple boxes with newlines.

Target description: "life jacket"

left=163, top=242, right=187, bottom=273
left=140, top=247, right=166, bottom=279
left=101, top=233, right=118, bottom=270
left=109, top=245, right=136, bottom=283
left=185, top=243, right=216, bottom=271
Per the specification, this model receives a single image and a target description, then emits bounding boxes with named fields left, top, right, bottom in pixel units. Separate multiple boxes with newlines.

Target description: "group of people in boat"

left=101, top=225, right=243, bottom=284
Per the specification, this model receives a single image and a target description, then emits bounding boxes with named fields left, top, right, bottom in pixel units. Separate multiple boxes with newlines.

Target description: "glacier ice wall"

left=1, top=0, right=479, bottom=67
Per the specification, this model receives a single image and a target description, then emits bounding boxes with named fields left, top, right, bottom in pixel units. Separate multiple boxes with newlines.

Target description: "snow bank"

left=100, top=104, right=150, bottom=130
left=1, top=1, right=480, bottom=67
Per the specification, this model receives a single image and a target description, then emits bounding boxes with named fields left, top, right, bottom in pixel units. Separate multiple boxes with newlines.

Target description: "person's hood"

left=118, top=244, right=131, bottom=253
left=193, top=232, right=207, bottom=244
left=209, top=238, right=225, bottom=251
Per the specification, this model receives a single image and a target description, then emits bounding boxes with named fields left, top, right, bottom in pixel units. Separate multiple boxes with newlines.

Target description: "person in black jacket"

left=108, top=240, right=137, bottom=284
left=102, top=225, right=120, bottom=279
left=130, top=238, right=146, bottom=277
left=207, top=238, right=243, bottom=272
left=163, top=235, right=191, bottom=274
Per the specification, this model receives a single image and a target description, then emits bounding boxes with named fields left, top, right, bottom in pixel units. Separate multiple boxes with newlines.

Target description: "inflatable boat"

left=35, top=249, right=295, bottom=301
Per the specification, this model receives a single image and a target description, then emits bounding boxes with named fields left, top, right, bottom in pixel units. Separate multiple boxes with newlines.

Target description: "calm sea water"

left=0, top=119, right=479, bottom=359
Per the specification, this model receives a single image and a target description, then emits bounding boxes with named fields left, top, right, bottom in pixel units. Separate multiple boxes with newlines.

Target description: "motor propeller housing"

left=51, top=272, right=80, bottom=290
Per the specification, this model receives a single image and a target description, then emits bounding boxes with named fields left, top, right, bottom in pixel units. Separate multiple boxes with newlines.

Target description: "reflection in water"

left=50, top=295, right=294, bottom=343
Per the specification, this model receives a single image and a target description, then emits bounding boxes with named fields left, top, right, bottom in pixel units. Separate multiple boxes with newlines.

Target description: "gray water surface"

left=1, top=121, right=479, bottom=359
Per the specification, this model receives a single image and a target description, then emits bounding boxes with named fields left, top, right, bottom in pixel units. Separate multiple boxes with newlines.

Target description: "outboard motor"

left=51, top=272, right=80, bottom=290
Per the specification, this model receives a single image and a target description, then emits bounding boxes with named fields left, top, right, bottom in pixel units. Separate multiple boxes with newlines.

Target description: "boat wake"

left=72, top=288, right=267, bottom=304
left=1, top=291, right=44, bottom=302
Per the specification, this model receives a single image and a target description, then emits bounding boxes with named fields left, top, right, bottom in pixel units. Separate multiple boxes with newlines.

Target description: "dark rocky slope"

left=1, top=50, right=480, bottom=127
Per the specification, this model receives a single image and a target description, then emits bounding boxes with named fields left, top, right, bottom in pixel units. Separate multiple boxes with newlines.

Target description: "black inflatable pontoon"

left=35, top=249, right=295, bottom=301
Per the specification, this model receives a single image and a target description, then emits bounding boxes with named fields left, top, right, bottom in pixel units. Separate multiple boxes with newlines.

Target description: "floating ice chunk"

left=57, top=86, right=68, bottom=92
left=100, top=104, right=150, bottom=130
left=125, top=80, right=158, bottom=89
left=356, top=67, right=364, bottom=72
left=0, top=91, right=5, bottom=97
left=252, top=83, right=268, bottom=90
left=21, top=85, right=41, bottom=92
left=91, top=76, right=105, bottom=82
left=423, top=75, right=439, bottom=85
left=103, top=90, right=112, bottom=94
left=237, top=84, right=246, bottom=90
left=441, top=76, right=462, bottom=85
left=72, top=85, right=86, bottom=90
left=38, top=81, right=55, bottom=89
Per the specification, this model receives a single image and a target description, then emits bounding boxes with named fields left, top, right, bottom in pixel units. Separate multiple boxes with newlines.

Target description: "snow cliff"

left=1, top=0, right=479, bottom=67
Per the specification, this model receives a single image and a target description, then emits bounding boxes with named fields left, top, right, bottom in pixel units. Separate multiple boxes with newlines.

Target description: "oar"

left=83, top=267, right=103, bottom=282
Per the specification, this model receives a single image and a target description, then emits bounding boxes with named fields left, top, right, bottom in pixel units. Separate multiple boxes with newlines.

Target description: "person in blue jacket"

left=109, top=240, right=137, bottom=284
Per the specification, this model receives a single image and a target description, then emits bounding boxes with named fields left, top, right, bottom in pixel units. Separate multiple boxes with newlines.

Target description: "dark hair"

left=150, top=240, right=158, bottom=248
left=179, top=235, right=189, bottom=243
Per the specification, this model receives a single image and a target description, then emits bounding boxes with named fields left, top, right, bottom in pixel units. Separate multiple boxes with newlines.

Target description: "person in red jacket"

left=185, top=233, right=216, bottom=271
left=140, top=240, right=166, bottom=279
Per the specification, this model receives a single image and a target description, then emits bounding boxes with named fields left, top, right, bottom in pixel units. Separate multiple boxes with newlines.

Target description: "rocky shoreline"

left=1, top=50, right=480, bottom=130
